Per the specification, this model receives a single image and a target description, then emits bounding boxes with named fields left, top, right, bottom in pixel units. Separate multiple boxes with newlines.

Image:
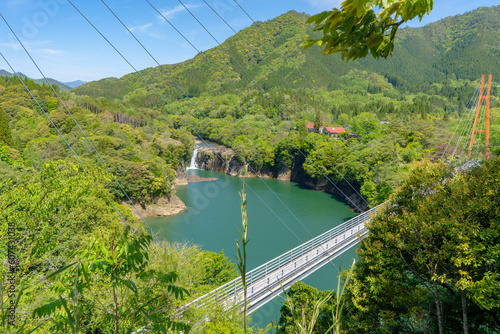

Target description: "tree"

left=278, top=281, right=334, bottom=334
left=348, top=160, right=500, bottom=333
left=314, top=110, right=322, bottom=132
left=304, top=0, right=433, bottom=61
left=34, top=226, right=190, bottom=334
left=0, top=108, right=13, bottom=146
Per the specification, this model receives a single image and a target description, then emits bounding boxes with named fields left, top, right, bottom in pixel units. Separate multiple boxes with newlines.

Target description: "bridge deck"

left=176, top=204, right=382, bottom=317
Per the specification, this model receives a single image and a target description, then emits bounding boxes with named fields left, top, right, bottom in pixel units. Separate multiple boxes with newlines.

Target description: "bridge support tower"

left=468, top=74, right=492, bottom=160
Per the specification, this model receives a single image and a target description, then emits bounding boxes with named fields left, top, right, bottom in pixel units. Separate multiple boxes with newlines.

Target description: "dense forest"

left=280, top=159, right=500, bottom=333
left=72, top=7, right=500, bottom=207
left=0, top=4, right=499, bottom=333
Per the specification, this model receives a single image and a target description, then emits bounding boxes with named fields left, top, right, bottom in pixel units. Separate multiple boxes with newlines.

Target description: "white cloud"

left=0, top=42, right=24, bottom=51
left=305, top=0, right=342, bottom=11
left=39, top=48, right=64, bottom=55
left=0, top=40, right=51, bottom=51
left=159, top=3, right=201, bottom=20
left=128, top=23, right=165, bottom=39
left=129, top=23, right=154, bottom=33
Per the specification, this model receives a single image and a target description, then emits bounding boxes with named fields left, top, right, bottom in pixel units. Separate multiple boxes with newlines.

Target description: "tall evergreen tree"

left=0, top=108, right=13, bottom=146
left=314, top=110, right=322, bottom=131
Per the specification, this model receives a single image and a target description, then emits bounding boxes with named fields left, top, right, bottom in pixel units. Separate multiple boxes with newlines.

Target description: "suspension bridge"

left=176, top=204, right=382, bottom=317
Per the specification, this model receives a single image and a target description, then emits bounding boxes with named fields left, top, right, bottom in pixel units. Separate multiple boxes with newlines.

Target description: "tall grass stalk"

left=328, top=259, right=355, bottom=334
left=236, top=166, right=249, bottom=333
left=281, top=259, right=356, bottom=334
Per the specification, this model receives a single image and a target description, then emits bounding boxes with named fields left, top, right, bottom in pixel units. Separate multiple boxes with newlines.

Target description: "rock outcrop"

left=122, top=195, right=187, bottom=218
left=175, top=163, right=188, bottom=186
left=191, top=143, right=368, bottom=212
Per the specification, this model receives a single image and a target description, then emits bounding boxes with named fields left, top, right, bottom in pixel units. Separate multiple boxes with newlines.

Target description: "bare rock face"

left=196, top=145, right=244, bottom=175
left=122, top=195, right=187, bottom=218
left=175, top=164, right=188, bottom=186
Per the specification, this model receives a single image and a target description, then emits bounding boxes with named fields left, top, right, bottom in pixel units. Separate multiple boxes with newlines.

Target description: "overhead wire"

left=168, top=0, right=369, bottom=208
left=231, top=0, right=397, bottom=190
left=454, top=83, right=483, bottom=160
left=456, top=82, right=481, bottom=159
left=456, top=100, right=477, bottom=159
left=66, top=0, right=313, bottom=247
left=0, top=13, right=154, bottom=241
left=441, top=83, right=480, bottom=159
left=0, top=50, right=137, bottom=239
left=96, top=0, right=364, bottom=250
left=466, top=86, right=486, bottom=160
left=142, top=0, right=368, bottom=209
left=97, top=0, right=375, bottom=276
left=194, top=0, right=372, bottom=201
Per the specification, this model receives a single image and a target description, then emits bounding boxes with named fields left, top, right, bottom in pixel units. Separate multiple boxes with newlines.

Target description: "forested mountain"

left=69, top=6, right=500, bottom=208
left=0, top=69, right=72, bottom=90
left=74, top=6, right=500, bottom=101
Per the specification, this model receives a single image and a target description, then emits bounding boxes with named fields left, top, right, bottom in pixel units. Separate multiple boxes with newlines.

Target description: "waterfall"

left=188, top=148, right=199, bottom=169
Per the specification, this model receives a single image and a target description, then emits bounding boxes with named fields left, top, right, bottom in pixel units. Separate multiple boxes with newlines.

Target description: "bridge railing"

left=176, top=203, right=384, bottom=316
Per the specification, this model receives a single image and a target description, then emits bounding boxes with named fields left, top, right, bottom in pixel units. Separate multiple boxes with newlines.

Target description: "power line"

left=0, top=50, right=135, bottom=237
left=98, top=0, right=364, bottom=244
left=441, top=82, right=481, bottom=159
left=195, top=0, right=372, bottom=202
left=66, top=0, right=312, bottom=246
left=231, top=0, right=397, bottom=190
left=0, top=12, right=163, bottom=244
left=143, top=0, right=368, bottom=209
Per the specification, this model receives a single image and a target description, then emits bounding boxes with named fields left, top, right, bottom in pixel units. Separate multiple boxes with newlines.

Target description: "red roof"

left=325, top=127, right=346, bottom=134
left=307, top=123, right=315, bottom=129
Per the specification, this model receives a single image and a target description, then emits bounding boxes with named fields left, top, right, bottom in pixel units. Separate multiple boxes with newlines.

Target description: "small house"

left=323, top=127, right=346, bottom=139
left=307, top=123, right=317, bottom=133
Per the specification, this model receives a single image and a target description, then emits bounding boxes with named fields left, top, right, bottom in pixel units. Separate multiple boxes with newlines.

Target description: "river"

left=146, top=168, right=359, bottom=330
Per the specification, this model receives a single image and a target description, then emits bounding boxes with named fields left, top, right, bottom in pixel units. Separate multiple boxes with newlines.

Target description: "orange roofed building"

left=323, top=127, right=346, bottom=138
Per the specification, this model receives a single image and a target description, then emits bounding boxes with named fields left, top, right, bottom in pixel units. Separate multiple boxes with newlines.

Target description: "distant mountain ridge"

left=0, top=70, right=72, bottom=90
left=63, top=80, right=88, bottom=88
left=73, top=6, right=500, bottom=102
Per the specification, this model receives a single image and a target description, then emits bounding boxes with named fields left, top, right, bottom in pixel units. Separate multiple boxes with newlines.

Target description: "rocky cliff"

left=122, top=195, right=187, bottom=219
left=175, top=163, right=188, bottom=186
left=191, top=145, right=368, bottom=212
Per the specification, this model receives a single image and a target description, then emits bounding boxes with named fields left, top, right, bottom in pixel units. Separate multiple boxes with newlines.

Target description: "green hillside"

left=74, top=6, right=500, bottom=101
left=0, top=70, right=72, bottom=91
left=69, top=6, right=500, bottom=207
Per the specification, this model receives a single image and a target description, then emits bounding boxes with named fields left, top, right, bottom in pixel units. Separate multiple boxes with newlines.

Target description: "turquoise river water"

left=146, top=169, right=359, bottom=329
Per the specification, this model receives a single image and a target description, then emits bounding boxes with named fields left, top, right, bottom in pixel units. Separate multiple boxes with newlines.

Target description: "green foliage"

left=347, top=159, right=500, bottom=333
left=73, top=7, right=500, bottom=100
left=313, top=110, right=322, bottom=131
left=304, top=0, right=433, bottom=61
left=0, top=159, right=237, bottom=333
left=0, top=107, right=13, bottom=146
left=0, top=161, right=140, bottom=332
left=277, top=260, right=356, bottom=334
left=64, top=8, right=500, bottom=207
left=33, top=226, right=190, bottom=334
left=107, top=158, right=175, bottom=205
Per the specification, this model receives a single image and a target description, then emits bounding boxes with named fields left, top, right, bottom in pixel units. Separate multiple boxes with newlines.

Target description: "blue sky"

left=0, top=0, right=497, bottom=82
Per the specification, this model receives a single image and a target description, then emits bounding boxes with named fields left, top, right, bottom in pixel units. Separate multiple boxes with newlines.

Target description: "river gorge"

left=146, top=160, right=360, bottom=327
